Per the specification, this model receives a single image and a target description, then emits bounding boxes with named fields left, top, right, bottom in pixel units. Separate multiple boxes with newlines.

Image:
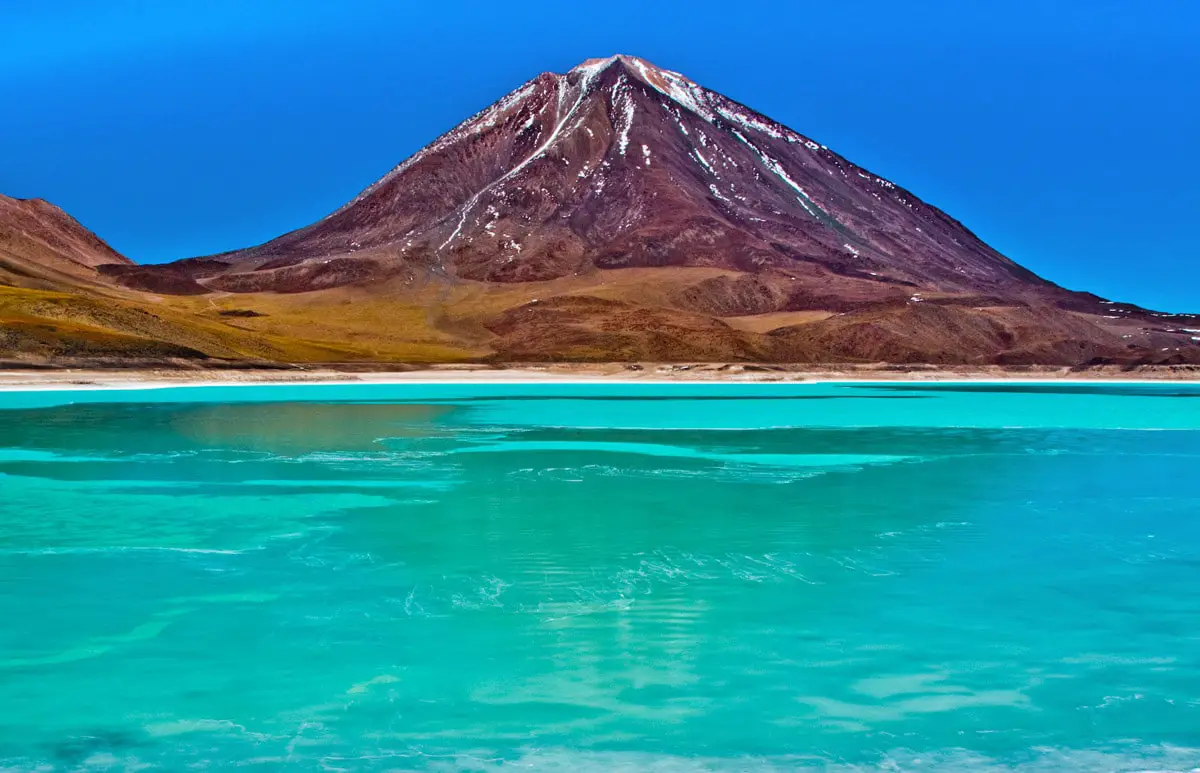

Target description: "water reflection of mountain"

left=168, top=402, right=455, bottom=454
left=0, top=401, right=455, bottom=456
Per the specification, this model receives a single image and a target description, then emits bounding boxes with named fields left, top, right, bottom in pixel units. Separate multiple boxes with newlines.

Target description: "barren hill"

left=0, top=194, right=132, bottom=291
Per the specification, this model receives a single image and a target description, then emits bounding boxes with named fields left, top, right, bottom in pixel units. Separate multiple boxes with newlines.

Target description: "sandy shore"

left=1, top=362, right=1199, bottom=390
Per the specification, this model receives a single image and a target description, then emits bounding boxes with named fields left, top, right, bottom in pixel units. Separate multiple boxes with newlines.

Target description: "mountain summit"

left=25, top=56, right=1200, bottom=365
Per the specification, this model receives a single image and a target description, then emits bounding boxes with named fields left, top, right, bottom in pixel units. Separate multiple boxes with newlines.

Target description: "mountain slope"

left=0, top=194, right=133, bottom=291
left=21, top=56, right=1200, bottom=366
left=0, top=196, right=373, bottom=364
left=120, top=56, right=1052, bottom=297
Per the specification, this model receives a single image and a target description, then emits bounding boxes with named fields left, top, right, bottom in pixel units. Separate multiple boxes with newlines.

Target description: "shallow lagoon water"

left=1, top=381, right=1198, bottom=770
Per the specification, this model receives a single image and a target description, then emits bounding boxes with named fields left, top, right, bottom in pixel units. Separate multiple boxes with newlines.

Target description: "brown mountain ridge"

left=5, top=55, right=1199, bottom=367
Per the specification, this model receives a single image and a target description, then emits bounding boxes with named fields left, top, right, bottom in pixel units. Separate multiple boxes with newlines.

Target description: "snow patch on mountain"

left=612, top=76, right=636, bottom=156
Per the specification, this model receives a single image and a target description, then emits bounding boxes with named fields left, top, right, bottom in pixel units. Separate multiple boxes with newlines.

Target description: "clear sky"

left=2, top=1, right=1197, bottom=311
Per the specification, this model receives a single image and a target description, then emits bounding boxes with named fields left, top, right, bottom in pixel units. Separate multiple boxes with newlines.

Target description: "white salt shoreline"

left=0, top=365, right=1198, bottom=392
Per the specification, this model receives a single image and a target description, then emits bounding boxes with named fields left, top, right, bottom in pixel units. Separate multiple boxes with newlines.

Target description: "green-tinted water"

left=1, top=382, right=1198, bottom=770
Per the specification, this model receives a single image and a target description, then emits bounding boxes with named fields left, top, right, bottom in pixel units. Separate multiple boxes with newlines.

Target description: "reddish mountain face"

left=0, top=194, right=132, bottom=290
left=126, top=55, right=1049, bottom=295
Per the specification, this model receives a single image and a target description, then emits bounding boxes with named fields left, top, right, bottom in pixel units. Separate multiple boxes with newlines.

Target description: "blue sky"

left=2, top=0, right=1197, bottom=311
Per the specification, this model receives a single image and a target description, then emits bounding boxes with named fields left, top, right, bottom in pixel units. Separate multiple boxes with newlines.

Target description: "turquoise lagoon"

left=0, top=381, right=1198, bottom=770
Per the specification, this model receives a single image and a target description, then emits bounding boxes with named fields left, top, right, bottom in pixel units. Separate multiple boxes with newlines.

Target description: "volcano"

left=119, top=55, right=1054, bottom=294
left=19, top=55, right=1200, bottom=365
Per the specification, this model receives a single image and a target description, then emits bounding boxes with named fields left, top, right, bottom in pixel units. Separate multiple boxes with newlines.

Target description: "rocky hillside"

left=0, top=194, right=132, bottom=291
